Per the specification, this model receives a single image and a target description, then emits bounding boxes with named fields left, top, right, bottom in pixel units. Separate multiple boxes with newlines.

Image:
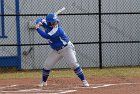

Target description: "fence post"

left=99, top=0, right=102, bottom=69
left=0, top=0, right=7, bottom=38
left=15, top=0, right=21, bottom=70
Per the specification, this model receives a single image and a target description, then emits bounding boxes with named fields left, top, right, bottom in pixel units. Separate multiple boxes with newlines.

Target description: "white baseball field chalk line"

left=0, top=85, right=17, bottom=89
left=75, top=83, right=140, bottom=89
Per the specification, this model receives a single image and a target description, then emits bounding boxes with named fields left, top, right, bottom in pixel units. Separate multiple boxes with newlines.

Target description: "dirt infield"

left=0, top=77, right=140, bottom=94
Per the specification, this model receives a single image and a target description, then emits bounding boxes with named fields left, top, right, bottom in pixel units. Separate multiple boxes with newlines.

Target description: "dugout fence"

left=0, top=0, right=140, bottom=70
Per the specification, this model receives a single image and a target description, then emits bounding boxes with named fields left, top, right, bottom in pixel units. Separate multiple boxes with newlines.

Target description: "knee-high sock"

left=74, top=66, right=85, bottom=81
left=42, top=68, right=50, bottom=82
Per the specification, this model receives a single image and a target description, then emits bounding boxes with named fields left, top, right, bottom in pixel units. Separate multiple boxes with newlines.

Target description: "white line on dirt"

left=92, top=84, right=115, bottom=88
left=59, top=90, right=77, bottom=94
left=93, top=83, right=140, bottom=89
left=1, top=88, right=77, bottom=94
left=75, top=83, right=140, bottom=89
left=18, top=89, right=41, bottom=92
left=0, top=85, right=17, bottom=89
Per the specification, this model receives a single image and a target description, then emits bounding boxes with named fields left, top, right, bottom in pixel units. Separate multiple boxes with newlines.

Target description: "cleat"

left=38, top=81, right=47, bottom=87
left=82, top=80, right=89, bottom=87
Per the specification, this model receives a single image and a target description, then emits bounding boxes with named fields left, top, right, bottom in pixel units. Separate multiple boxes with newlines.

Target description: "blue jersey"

left=36, top=24, right=69, bottom=49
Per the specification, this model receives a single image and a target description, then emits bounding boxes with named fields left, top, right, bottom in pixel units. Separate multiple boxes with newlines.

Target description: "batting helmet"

left=46, top=13, right=59, bottom=22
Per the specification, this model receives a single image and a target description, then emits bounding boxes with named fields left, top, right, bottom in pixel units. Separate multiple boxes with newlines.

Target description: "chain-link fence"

left=0, top=0, right=140, bottom=70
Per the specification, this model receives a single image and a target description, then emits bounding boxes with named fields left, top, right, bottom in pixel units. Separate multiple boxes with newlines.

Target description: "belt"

left=55, top=44, right=68, bottom=51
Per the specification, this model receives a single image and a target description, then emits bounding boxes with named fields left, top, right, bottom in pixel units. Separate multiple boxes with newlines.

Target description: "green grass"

left=0, top=66, right=140, bottom=80
left=92, top=67, right=140, bottom=77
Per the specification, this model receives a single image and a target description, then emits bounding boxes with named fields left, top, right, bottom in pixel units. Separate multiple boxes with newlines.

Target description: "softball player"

left=35, top=13, right=89, bottom=87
